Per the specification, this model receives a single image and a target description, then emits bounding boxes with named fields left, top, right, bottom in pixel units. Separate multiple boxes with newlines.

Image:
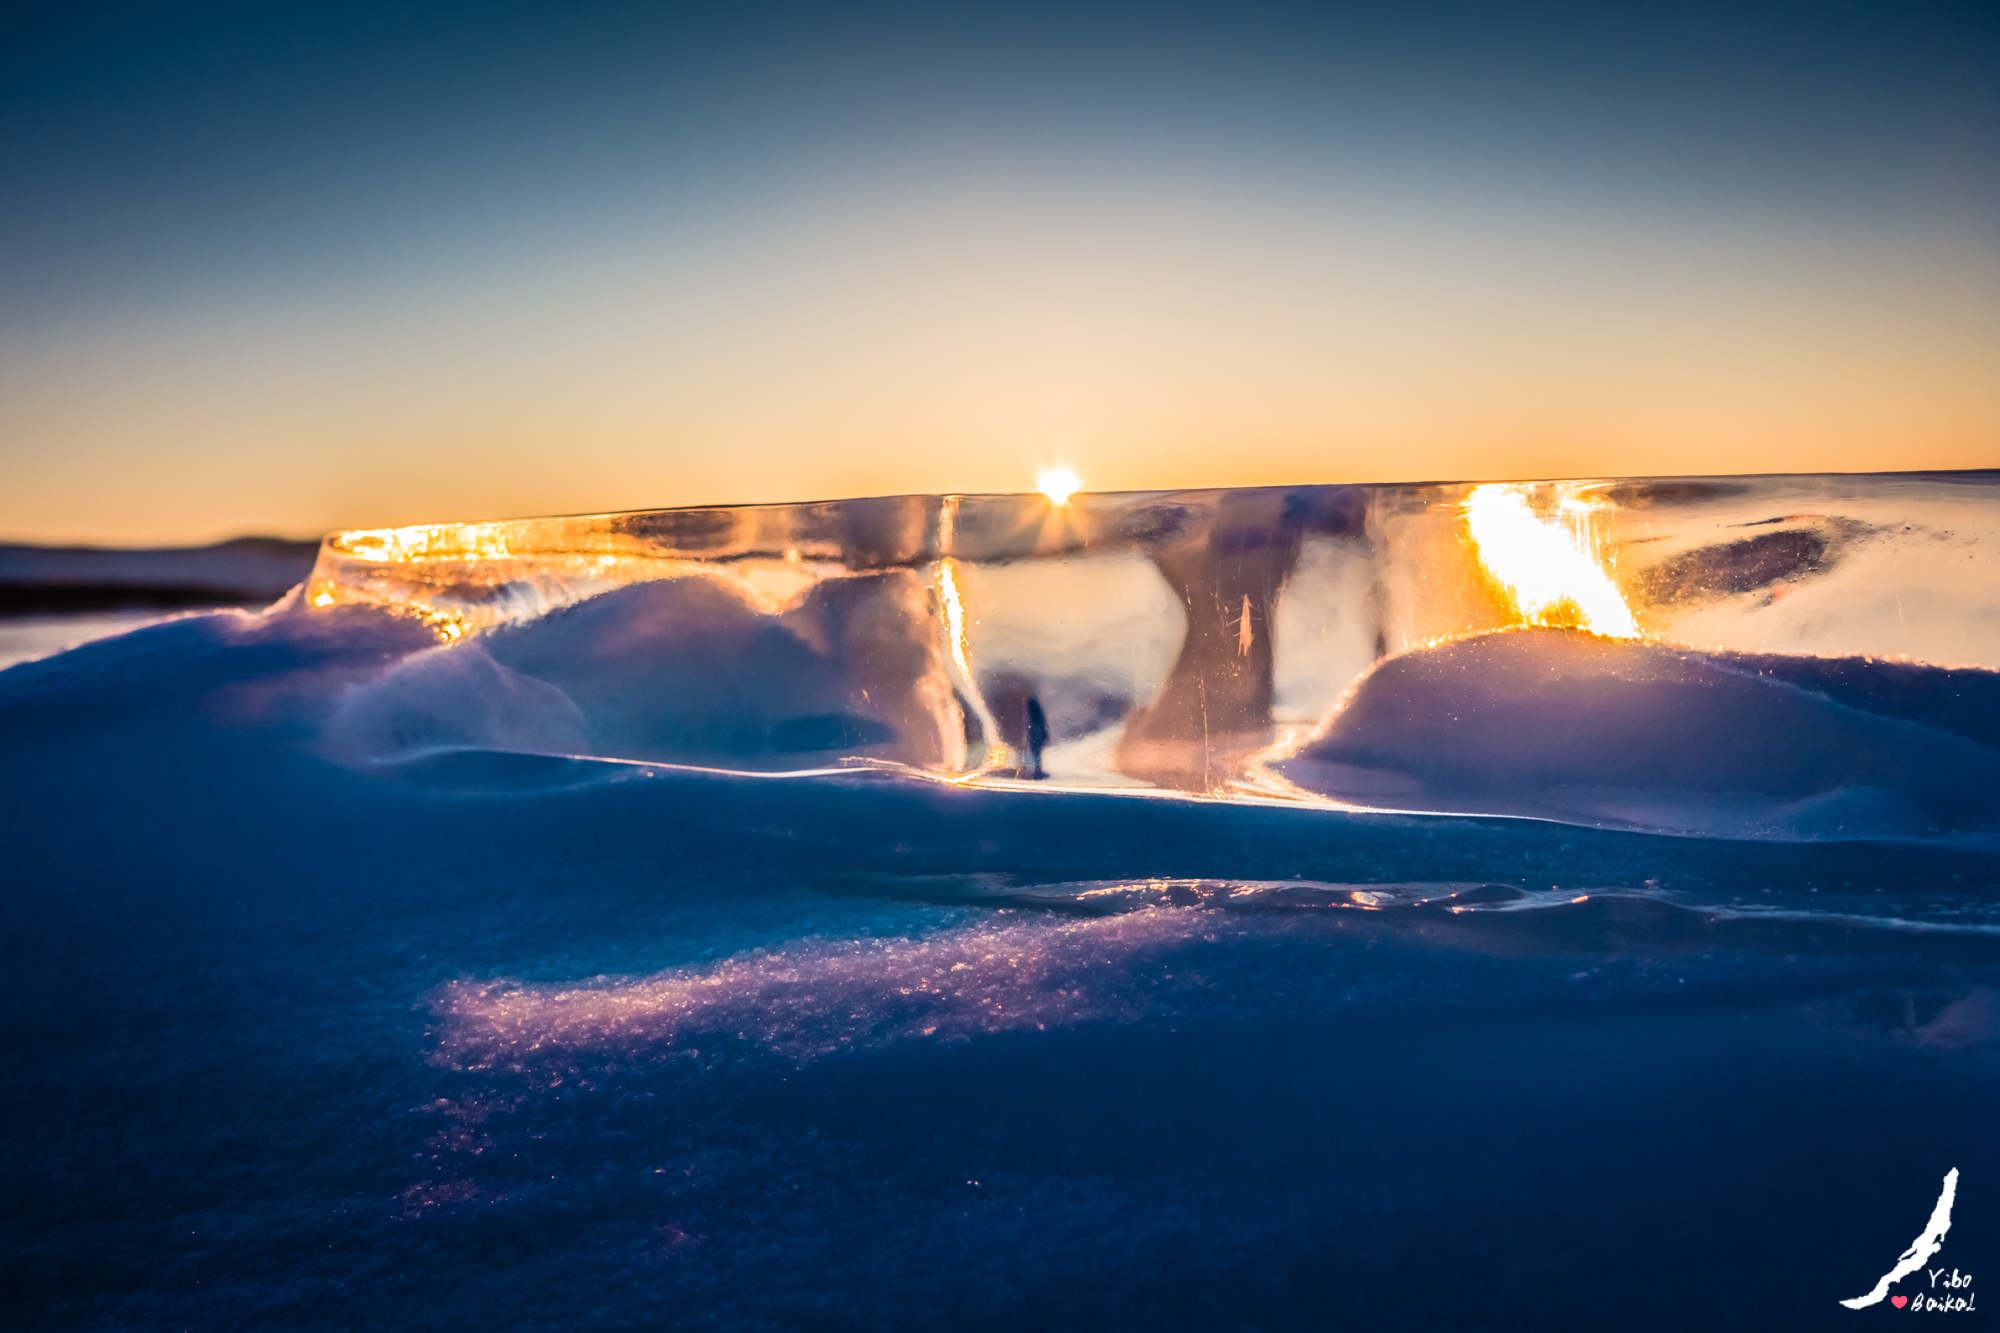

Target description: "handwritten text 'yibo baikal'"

left=1903, top=1269, right=1977, bottom=1314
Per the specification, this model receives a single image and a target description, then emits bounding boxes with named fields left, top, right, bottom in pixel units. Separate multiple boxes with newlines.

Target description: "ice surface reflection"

left=306, top=473, right=2000, bottom=838
left=427, top=894, right=1541, bottom=1074
left=429, top=888, right=2000, bottom=1082
left=431, top=909, right=1177, bottom=1072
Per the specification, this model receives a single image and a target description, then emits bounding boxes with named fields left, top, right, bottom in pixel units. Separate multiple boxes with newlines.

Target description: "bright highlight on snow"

left=1038, top=468, right=1082, bottom=505
left=1463, top=484, right=1639, bottom=637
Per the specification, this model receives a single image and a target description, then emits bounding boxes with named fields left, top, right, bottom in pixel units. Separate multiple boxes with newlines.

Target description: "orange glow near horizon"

left=2, top=166, right=1995, bottom=549
left=1463, top=483, right=1639, bottom=637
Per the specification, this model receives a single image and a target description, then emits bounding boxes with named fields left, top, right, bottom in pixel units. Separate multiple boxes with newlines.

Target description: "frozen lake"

left=4, top=477, right=1996, bottom=1329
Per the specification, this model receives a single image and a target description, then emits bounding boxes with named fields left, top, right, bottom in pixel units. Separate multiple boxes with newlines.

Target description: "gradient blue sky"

left=2, top=0, right=1995, bottom=543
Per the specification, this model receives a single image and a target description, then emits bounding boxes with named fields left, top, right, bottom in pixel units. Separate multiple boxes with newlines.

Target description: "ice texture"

left=302, top=471, right=2000, bottom=839
left=3, top=532, right=2000, bottom=1330
left=326, top=570, right=963, bottom=770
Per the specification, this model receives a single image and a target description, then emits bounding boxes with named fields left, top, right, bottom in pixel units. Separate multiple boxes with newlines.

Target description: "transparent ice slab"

left=304, top=472, right=2000, bottom=839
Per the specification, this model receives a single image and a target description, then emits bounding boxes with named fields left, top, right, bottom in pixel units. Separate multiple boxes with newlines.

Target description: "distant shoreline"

left=0, top=537, right=318, bottom=618
left=0, top=584, right=286, bottom=615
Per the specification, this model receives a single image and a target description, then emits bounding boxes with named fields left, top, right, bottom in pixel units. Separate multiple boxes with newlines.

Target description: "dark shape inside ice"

left=768, top=712, right=896, bottom=752
left=1640, top=528, right=1830, bottom=601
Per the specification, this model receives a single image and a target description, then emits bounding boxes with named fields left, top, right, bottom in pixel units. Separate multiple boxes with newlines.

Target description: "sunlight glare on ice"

left=1463, top=484, right=1638, bottom=637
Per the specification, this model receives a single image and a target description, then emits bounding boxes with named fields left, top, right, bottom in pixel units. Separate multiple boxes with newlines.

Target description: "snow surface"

left=0, top=608, right=187, bottom=670
left=3, top=603, right=1997, bottom=1331
left=1278, top=627, right=2000, bottom=838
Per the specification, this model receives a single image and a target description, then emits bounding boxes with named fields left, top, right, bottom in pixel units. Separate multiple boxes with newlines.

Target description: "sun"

left=1036, top=467, right=1082, bottom=505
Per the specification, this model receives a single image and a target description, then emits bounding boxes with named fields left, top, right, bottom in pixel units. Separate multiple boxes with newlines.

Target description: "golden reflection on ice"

left=935, top=555, right=1008, bottom=772
left=938, top=558, right=972, bottom=677
left=338, top=521, right=523, bottom=563
left=1463, top=484, right=1638, bottom=637
left=937, top=494, right=959, bottom=555
left=308, top=514, right=828, bottom=642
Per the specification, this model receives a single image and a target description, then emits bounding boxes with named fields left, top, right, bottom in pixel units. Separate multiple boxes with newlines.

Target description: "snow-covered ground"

left=0, top=608, right=187, bottom=670
left=7, top=476, right=2000, bottom=1329
left=2, top=595, right=1995, bottom=1331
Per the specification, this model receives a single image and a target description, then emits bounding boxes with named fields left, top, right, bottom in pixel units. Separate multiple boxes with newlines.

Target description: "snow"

left=5, top=479, right=1999, bottom=1329
left=1277, top=627, right=2000, bottom=839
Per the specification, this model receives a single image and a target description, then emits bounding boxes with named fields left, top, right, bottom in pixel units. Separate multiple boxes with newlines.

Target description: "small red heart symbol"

left=1892, top=1296, right=1908, bottom=1308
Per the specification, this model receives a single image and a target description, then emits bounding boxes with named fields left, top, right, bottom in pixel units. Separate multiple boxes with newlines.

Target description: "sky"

left=1, top=0, right=1995, bottom=545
